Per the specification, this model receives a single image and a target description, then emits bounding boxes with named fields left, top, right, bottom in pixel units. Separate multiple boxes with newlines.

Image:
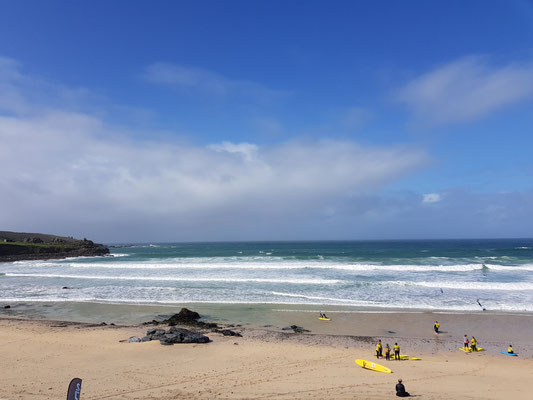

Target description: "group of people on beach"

left=375, top=339, right=401, bottom=360
left=463, top=334, right=513, bottom=354
left=463, top=334, right=479, bottom=351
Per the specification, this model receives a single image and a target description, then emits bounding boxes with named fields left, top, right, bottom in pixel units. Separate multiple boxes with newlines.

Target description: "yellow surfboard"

left=318, top=317, right=331, bottom=321
left=460, top=347, right=484, bottom=352
left=355, top=359, right=392, bottom=373
left=398, top=355, right=421, bottom=360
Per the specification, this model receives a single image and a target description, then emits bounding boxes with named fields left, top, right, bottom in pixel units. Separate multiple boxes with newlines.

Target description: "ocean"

left=1, top=239, right=533, bottom=313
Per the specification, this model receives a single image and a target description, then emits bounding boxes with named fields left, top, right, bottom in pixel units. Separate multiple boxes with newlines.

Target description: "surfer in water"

left=477, top=299, right=486, bottom=311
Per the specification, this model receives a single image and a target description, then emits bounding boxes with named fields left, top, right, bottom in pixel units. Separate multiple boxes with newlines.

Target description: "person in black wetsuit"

left=396, top=379, right=410, bottom=397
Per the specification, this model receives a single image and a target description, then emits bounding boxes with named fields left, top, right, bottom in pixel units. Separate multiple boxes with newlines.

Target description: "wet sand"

left=1, top=307, right=532, bottom=399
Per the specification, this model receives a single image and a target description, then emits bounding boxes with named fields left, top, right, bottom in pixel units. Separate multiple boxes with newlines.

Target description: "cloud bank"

left=2, top=56, right=531, bottom=242
left=0, top=57, right=428, bottom=241
left=396, top=56, right=533, bottom=125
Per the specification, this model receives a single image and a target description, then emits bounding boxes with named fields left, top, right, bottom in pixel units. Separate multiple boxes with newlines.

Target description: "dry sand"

left=1, top=313, right=532, bottom=400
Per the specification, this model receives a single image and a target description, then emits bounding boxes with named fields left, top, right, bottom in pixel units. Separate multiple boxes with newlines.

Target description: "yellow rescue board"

left=384, top=355, right=421, bottom=361
left=398, top=355, right=421, bottom=360
left=318, top=317, right=331, bottom=321
left=459, top=347, right=484, bottom=352
left=355, top=359, right=392, bottom=373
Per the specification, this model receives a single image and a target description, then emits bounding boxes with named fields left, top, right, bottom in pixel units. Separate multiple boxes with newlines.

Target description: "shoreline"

left=2, top=300, right=533, bottom=355
left=1, top=313, right=532, bottom=399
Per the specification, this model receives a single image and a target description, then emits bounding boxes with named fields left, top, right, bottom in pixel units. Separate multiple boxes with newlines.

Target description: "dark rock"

left=146, top=328, right=166, bottom=337
left=281, top=326, right=292, bottom=331
left=196, top=321, right=218, bottom=329
left=62, top=287, right=70, bottom=289
left=142, top=319, right=160, bottom=326
left=290, top=325, right=310, bottom=333
left=213, top=329, right=242, bottom=337
left=127, top=336, right=141, bottom=343
left=4, top=305, right=10, bottom=309
left=143, top=327, right=209, bottom=344
left=163, top=308, right=201, bottom=325
left=168, top=327, right=210, bottom=343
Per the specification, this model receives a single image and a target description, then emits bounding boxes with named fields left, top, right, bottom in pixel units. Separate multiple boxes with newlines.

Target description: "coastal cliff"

left=0, top=231, right=109, bottom=261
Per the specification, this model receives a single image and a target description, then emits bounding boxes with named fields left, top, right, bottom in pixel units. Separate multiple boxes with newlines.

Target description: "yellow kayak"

left=355, top=359, right=392, bottom=373
left=318, top=317, right=331, bottom=321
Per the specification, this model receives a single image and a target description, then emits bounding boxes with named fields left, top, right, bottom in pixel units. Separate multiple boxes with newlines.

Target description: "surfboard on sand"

left=318, top=317, right=331, bottom=321
left=385, top=355, right=420, bottom=360
left=500, top=351, right=518, bottom=356
left=399, top=355, right=421, bottom=360
left=460, top=347, right=484, bottom=352
left=355, top=359, right=392, bottom=373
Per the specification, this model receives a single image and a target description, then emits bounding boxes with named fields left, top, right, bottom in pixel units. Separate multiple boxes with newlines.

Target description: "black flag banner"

left=66, top=378, right=82, bottom=400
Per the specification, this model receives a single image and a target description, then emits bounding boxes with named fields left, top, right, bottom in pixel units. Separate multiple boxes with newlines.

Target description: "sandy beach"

left=1, top=308, right=532, bottom=400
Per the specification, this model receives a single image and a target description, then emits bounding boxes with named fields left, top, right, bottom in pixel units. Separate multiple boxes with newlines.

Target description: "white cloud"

left=145, top=62, right=288, bottom=100
left=396, top=56, right=533, bottom=125
left=209, top=141, right=259, bottom=162
left=422, top=193, right=441, bottom=204
left=0, top=57, right=432, bottom=242
left=0, top=111, right=428, bottom=223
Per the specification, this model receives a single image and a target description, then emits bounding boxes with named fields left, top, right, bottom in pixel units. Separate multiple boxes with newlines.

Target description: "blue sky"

left=1, top=0, right=532, bottom=242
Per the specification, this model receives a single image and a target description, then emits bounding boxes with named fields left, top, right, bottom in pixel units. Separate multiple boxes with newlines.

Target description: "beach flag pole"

left=66, top=378, right=82, bottom=400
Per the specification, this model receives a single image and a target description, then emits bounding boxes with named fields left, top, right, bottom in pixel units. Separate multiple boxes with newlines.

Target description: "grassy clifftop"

left=0, top=231, right=109, bottom=261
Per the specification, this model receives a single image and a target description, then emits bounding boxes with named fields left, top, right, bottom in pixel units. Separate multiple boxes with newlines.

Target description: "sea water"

left=1, top=239, right=533, bottom=312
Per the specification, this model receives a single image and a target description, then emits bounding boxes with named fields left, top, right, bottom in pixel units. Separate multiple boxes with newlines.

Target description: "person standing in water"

left=434, top=321, right=440, bottom=333
left=394, top=342, right=400, bottom=360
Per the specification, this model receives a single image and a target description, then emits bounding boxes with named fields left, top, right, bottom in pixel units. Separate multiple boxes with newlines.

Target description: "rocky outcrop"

left=0, top=231, right=109, bottom=261
left=163, top=308, right=201, bottom=325
left=142, top=308, right=245, bottom=338
left=282, top=325, right=311, bottom=333
left=213, top=328, right=242, bottom=337
left=138, top=327, right=210, bottom=345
